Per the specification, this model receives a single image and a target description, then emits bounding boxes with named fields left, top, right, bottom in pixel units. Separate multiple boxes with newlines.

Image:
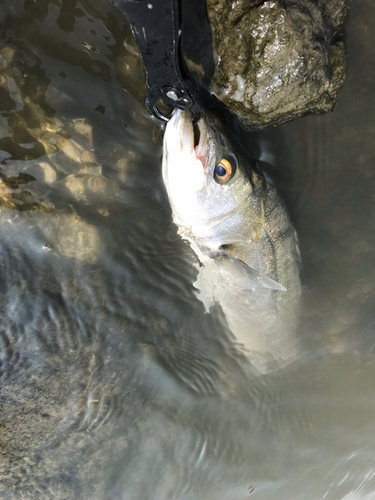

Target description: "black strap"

left=112, top=0, right=203, bottom=121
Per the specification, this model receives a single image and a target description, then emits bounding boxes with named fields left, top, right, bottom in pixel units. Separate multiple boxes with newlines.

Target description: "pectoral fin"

left=215, top=254, right=286, bottom=292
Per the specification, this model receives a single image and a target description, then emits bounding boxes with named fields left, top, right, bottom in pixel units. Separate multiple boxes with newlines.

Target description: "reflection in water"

left=0, top=1, right=375, bottom=499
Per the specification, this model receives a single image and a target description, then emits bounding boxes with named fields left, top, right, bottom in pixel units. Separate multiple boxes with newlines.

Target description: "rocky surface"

left=205, top=0, right=350, bottom=129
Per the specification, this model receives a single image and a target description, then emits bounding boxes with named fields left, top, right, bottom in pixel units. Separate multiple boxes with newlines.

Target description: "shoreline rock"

left=204, top=0, right=350, bottom=129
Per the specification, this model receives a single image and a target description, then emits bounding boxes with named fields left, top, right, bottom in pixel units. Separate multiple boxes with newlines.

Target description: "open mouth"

left=193, top=121, right=200, bottom=149
left=192, top=117, right=207, bottom=159
left=164, top=109, right=207, bottom=163
left=162, top=109, right=207, bottom=190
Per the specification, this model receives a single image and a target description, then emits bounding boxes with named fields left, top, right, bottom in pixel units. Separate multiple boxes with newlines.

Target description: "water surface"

left=0, top=1, right=374, bottom=499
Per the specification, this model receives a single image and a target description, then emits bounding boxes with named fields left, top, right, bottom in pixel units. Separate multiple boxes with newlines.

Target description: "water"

left=0, top=1, right=374, bottom=499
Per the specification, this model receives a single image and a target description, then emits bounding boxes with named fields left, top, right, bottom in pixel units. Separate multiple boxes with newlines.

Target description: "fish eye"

left=214, top=155, right=237, bottom=184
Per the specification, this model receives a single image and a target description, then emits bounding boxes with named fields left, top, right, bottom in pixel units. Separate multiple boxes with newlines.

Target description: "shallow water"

left=0, top=1, right=374, bottom=499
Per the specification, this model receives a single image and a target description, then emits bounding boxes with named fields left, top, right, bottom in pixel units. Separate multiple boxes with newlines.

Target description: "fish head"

left=162, top=109, right=264, bottom=245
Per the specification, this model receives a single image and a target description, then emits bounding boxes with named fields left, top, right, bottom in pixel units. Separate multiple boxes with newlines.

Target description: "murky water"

left=0, top=1, right=374, bottom=499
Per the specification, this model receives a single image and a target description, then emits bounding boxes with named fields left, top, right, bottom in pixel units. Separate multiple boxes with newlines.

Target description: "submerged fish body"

left=162, top=109, right=301, bottom=372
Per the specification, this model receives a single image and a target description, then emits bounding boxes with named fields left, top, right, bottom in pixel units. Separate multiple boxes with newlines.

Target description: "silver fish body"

left=162, top=109, right=301, bottom=373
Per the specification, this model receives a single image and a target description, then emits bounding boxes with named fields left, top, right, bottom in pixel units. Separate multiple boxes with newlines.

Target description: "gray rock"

left=205, top=0, right=350, bottom=129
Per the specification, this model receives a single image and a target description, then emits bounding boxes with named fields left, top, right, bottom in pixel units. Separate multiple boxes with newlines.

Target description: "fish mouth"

left=193, top=116, right=208, bottom=159
left=167, top=108, right=208, bottom=160
left=162, top=109, right=208, bottom=196
left=193, top=121, right=200, bottom=149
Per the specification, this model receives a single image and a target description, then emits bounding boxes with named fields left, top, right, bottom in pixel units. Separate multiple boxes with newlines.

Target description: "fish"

left=162, top=109, right=301, bottom=373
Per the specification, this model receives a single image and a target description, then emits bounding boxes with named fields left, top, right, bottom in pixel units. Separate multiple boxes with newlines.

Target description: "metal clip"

left=111, top=0, right=203, bottom=122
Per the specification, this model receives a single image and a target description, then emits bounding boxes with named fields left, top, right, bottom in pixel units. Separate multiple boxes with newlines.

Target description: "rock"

left=62, top=173, right=120, bottom=203
left=80, top=149, right=96, bottom=164
left=0, top=179, right=16, bottom=209
left=205, top=0, right=350, bottom=129
left=43, top=213, right=100, bottom=263
left=0, top=46, right=14, bottom=70
left=66, top=118, right=93, bottom=145
left=39, top=161, right=57, bottom=184
left=60, top=139, right=86, bottom=164
left=112, top=32, right=146, bottom=106
left=318, top=0, right=350, bottom=34
left=115, top=152, right=139, bottom=184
